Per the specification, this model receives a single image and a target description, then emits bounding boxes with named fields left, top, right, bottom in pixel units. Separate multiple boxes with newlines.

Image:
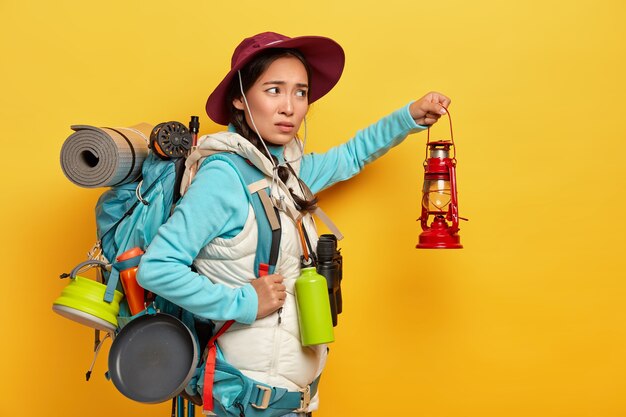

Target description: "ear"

left=232, top=97, right=245, bottom=111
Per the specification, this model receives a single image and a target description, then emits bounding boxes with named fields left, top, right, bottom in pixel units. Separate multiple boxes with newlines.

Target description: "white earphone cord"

left=237, top=70, right=307, bottom=181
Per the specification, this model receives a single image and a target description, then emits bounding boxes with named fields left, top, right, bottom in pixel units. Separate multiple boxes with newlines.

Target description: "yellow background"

left=1, top=0, right=625, bottom=416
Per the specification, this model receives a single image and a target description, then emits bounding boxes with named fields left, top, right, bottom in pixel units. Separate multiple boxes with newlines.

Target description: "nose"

left=278, top=95, right=294, bottom=116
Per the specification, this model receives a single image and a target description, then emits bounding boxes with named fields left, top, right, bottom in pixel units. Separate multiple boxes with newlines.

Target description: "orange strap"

left=202, top=319, right=234, bottom=414
left=296, top=219, right=310, bottom=263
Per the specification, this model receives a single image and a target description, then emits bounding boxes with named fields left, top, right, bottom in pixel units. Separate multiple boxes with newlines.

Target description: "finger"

left=432, top=93, right=451, bottom=106
left=425, top=92, right=450, bottom=110
left=424, top=115, right=441, bottom=125
left=275, top=283, right=286, bottom=292
left=271, top=274, right=285, bottom=283
left=427, top=91, right=450, bottom=105
left=423, top=101, right=447, bottom=115
left=420, top=114, right=442, bottom=126
left=418, top=102, right=444, bottom=119
left=425, top=112, right=442, bottom=120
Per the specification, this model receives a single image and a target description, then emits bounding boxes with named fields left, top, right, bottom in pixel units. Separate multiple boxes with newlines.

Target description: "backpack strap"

left=201, top=152, right=282, bottom=274
left=248, top=374, right=321, bottom=413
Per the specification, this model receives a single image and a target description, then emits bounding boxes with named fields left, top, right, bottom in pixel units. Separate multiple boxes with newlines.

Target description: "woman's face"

left=233, top=56, right=309, bottom=145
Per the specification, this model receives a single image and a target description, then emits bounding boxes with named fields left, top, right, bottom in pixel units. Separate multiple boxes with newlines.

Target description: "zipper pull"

left=277, top=307, right=283, bottom=325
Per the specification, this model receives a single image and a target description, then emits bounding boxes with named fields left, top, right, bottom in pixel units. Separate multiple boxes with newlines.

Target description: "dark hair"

left=226, top=48, right=318, bottom=211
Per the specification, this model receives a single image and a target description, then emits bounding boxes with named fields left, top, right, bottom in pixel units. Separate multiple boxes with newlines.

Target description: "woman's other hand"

left=250, top=273, right=287, bottom=319
left=409, top=92, right=451, bottom=126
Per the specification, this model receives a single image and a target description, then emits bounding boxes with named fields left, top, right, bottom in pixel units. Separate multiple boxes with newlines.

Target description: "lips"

left=275, top=122, right=294, bottom=133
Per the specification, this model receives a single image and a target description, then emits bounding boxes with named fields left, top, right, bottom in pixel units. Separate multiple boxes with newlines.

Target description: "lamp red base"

left=416, top=216, right=463, bottom=249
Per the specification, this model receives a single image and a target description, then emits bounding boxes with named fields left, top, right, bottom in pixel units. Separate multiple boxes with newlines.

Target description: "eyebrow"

left=262, top=81, right=309, bottom=88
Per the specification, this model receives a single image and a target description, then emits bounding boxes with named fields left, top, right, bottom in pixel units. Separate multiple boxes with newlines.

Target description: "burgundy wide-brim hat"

left=206, top=32, right=345, bottom=125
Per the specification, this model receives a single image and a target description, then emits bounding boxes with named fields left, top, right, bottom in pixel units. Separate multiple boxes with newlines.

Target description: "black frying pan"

left=108, top=312, right=198, bottom=403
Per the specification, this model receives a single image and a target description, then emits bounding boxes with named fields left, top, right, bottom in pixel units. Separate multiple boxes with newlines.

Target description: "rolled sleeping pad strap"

left=104, top=269, right=120, bottom=304
left=112, top=255, right=142, bottom=273
left=60, top=123, right=152, bottom=188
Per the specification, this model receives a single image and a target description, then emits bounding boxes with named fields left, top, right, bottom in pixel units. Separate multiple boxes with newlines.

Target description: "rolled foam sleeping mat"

left=60, top=123, right=153, bottom=188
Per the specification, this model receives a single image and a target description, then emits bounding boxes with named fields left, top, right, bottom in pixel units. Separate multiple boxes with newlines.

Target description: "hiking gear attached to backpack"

left=56, top=119, right=333, bottom=415
left=115, top=247, right=153, bottom=315
left=53, top=259, right=123, bottom=333
left=60, top=123, right=153, bottom=188
left=294, top=267, right=335, bottom=346
left=150, top=121, right=193, bottom=160
left=315, top=234, right=343, bottom=327
left=108, top=305, right=198, bottom=404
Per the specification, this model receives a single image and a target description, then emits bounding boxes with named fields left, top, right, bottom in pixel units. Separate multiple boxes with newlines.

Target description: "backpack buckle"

left=251, top=385, right=272, bottom=410
left=295, top=384, right=311, bottom=412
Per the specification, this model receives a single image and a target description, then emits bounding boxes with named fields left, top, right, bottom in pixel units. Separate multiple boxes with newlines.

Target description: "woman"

left=137, top=31, right=450, bottom=416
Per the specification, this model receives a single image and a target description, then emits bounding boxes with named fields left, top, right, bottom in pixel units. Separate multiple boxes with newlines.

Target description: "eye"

left=266, top=87, right=279, bottom=94
left=295, top=89, right=308, bottom=98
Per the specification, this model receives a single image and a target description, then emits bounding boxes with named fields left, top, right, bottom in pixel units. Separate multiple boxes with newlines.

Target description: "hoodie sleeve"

left=137, top=159, right=258, bottom=324
left=299, top=103, right=426, bottom=193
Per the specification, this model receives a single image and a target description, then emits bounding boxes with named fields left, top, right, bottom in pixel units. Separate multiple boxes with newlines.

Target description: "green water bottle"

left=295, top=267, right=335, bottom=346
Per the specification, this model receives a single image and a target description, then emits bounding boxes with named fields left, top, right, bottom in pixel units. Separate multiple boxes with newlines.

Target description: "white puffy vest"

left=188, top=133, right=327, bottom=408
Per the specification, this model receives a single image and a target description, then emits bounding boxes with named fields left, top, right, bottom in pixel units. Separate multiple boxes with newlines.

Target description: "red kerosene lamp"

left=416, top=110, right=465, bottom=249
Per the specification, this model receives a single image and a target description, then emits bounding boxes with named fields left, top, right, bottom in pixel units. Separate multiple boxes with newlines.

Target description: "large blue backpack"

left=94, top=138, right=319, bottom=416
